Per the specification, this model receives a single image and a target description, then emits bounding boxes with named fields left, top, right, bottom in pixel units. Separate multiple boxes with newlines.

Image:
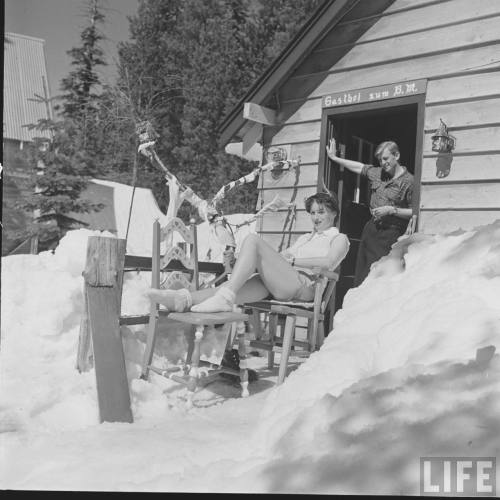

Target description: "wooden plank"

left=330, top=16, right=500, bottom=73
left=291, top=142, right=320, bottom=164
left=242, top=122, right=262, bottom=156
left=340, top=0, right=398, bottom=23
left=268, top=121, right=321, bottom=145
left=357, top=0, right=500, bottom=44
left=419, top=209, right=500, bottom=234
left=424, top=97, right=500, bottom=130
left=426, top=71, right=500, bottom=104
left=384, top=0, right=451, bottom=13
left=76, top=284, right=92, bottom=372
left=277, top=315, right=297, bottom=385
left=421, top=154, right=500, bottom=183
left=244, top=102, right=277, bottom=125
left=169, top=311, right=248, bottom=326
left=312, top=0, right=440, bottom=55
left=304, top=3, right=500, bottom=76
left=81, top=236, right=132, bottom=423
left=82, top=236, right=124, bottom=287
left=259, top=185, right=317, bottom=206
left=259, top=210, right=312, bottom=233
left=261, top=163, right=318, bottom=188
left=124, top=255, right=224, bottom=275
left=423, top=126, right=500, bottom=155
left=277, top=98, right=322, bottom=124
left=141, top=220, right=161, bottom=380
left=88, top=286, right=133, bottom=423
left=280, top=44, right=500, bottom=102
left=420, top=182, right=500, bottom=209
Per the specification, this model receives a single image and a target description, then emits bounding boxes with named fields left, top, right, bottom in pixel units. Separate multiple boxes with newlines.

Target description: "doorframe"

left=317, top=93, right=426, bottom=221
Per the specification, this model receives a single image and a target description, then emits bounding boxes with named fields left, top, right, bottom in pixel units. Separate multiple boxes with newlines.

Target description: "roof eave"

left=218, top=0, right=354, bottom=147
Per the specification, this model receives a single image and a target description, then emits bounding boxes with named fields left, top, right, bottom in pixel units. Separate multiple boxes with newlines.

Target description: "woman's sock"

left=146, top=288, right=192, bottom=312
left=191, top=286, right=235, bottom=313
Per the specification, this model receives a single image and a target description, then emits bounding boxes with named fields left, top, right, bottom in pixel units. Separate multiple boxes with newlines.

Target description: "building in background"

left=3, top=32, right=53, bottom=255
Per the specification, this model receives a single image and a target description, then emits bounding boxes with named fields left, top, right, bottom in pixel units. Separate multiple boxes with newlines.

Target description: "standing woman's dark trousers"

left=354, top=218, right=405, bottom=286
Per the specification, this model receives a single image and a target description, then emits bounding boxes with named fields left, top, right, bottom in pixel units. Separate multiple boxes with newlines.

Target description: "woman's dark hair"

left=305, top=192, right=340, bottom=223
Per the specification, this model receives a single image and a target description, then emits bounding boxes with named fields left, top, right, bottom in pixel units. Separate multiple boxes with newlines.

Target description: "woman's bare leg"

left=147, top=274, right=270, bottom=310
left=191, top=234, right=303, bottom=312
left=148, top=234, right=303, bottom=312
left=190, top=275, right=270, bottom=304
left=226, top=234, right=303, bottom=299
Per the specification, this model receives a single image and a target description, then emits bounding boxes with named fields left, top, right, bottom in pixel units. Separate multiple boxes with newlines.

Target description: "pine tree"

left=14, top=0, right=108, bottom=251
left=19, top=118, right=104, bottom=250
left=103, top=0, right=324, bottom=218
left=114, top=0, right=187, bottom=212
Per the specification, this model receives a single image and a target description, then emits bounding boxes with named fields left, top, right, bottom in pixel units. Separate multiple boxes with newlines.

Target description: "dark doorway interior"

left=324, top=103, right=418, bottom=311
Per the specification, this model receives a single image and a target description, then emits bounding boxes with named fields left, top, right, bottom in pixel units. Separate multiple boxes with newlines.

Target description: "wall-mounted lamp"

left=266, top=146, right=289, bottom=179
left=266, top=146, right=287, bottom=163
left=431, top=118, right=456, bottom=153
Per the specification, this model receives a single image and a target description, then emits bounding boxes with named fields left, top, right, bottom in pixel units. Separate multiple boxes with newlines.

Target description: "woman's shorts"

left=290, top=272, right=315, bottom=302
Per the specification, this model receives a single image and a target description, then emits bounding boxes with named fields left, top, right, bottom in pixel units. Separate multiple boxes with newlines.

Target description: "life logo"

left=420, top=457, right=496, bottom=496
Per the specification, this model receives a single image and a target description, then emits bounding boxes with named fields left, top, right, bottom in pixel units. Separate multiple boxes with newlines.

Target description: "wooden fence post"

left=80, top=236, right=133, bottom=423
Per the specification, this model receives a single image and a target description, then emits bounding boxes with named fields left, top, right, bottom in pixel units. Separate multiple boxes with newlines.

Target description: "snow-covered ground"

left=1, top=221, right=499, bottom=494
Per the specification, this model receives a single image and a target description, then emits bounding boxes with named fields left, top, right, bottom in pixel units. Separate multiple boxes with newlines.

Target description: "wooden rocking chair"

left=244, top=269, right=339, bottom=385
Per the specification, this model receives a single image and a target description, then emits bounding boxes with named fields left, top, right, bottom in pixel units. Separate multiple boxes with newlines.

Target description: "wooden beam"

left=242, top=122, right=263, bottom=156
left=82, top=236, right=133, bottom=424
left=243, top=102, right=278, bottom=126
left=218, top=0, right=357, bottom=146
left=123, top=255, right=224, bottom=275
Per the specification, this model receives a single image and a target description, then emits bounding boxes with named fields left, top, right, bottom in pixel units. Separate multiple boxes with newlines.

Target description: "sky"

left=0, top=184, right=499, bottom=493
left=4, top=0, right=139, bottom=96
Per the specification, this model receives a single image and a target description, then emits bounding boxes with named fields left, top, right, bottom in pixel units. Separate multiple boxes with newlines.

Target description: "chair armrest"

left=308, top=267, right=339, bottom=282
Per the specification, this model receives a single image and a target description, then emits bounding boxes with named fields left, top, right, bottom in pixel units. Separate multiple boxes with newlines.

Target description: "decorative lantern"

left=266, top=146, right=289, bottom=179
left=266, top=146, right=287, bottom=163
left=431, top=119, right=456, bottom=153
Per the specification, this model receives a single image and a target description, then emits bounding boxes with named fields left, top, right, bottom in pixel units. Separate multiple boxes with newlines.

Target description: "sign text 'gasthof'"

left=322, top=79, right=427, bottom=108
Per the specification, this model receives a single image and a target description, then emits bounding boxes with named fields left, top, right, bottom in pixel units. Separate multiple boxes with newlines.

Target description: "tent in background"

left=76, top=179, right=170, bottom=256
left=78, top=179, right=256, bottom=259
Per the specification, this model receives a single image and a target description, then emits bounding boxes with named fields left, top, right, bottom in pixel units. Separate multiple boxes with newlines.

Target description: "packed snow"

left=1, top=220, right=499, bottom=494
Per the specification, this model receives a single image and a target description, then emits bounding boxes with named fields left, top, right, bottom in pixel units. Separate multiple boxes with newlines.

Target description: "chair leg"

left=309, top=316, right=320, bottom=352
left=140, top=308, right=159, bottom=380
left=317, top=320, right=325, bottom=349
left=236, top=320, right=249, bottom=397
left=278, top=315, right=296, bottom=385
left=251, top=310, right=262, bottom=340
left=267, top=312, right=278, bottom=370
left=186, top=325, right=204, bottom=408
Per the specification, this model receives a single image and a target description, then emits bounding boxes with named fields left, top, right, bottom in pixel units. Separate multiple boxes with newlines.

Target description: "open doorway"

left=321, top=97, right=424, bottom=312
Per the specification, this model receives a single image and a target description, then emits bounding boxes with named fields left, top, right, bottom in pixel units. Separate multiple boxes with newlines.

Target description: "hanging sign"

left=322, top=79, right=427, bottom=108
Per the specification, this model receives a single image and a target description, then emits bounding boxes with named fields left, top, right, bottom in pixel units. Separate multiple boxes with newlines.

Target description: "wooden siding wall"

left=257, top=0, right=500, bottom=247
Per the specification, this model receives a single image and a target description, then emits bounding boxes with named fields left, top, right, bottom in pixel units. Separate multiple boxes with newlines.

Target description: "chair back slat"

left=159, top=217, right=200, bottom=290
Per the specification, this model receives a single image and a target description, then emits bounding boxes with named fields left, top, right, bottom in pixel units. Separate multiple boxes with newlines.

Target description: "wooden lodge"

left=219, top=0, right=500, bottom=308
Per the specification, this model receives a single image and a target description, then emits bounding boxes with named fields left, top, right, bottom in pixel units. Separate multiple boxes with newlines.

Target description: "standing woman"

left=147, top=192, right=350, bottom=313
left=326, top=138, right=414, bottom=286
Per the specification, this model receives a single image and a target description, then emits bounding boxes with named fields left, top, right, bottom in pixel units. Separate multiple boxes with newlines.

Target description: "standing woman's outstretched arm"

left=326, top=138, right=364, bottom=174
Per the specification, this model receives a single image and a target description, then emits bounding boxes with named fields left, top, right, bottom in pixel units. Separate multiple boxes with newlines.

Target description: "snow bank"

left=257, top=222, right=500, bottom=461
left=1, top=220, right=499, bottom=493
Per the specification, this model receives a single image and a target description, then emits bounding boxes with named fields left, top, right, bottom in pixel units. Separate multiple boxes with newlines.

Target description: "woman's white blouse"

left=287, top=226, right=343, bottom=259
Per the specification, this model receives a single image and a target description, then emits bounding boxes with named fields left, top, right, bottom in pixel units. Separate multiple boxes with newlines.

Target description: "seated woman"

left=147, top=192, right=350, bottom=313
